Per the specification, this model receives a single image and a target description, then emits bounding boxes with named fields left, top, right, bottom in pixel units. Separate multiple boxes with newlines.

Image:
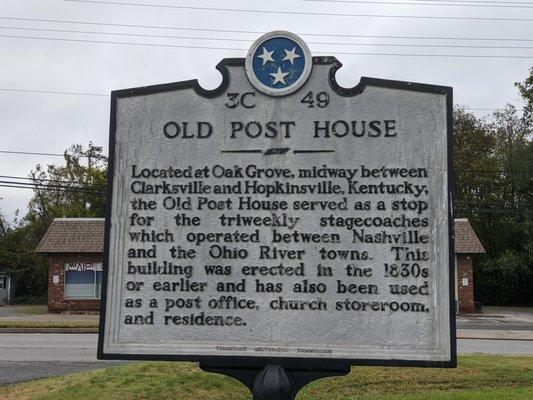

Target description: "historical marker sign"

left=98, top=31, right=455, bottom=369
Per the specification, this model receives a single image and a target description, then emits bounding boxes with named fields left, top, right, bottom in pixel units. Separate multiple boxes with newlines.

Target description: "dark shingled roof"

left=36, top=218, right=104, bottom=253
left=35, top=217, right=485, bottom=255
left=454, top=218, right=485, bottom=254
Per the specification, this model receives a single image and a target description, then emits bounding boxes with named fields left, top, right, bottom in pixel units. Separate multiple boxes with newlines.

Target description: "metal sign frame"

left=97, top=57, right=456, bottom=372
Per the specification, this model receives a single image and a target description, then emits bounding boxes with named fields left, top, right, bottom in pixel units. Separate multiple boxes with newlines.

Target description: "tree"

left=515, top=66, right=533, bottom=124
left=455, top=73, right=532, bottom=306
left=26, top=142, right=107, bottom=227
left=0, top=142, right=107, bottom=303
left=475, top=250, right=532, bottom=306
left=453, top=107, right=500, bottom=209
left=0, top=207, right=7, bottom=238
left=0, top=220, right=48, bottom=303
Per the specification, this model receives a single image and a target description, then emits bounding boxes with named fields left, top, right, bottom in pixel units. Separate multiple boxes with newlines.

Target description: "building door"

left=0, top=275, right=8, bottom=305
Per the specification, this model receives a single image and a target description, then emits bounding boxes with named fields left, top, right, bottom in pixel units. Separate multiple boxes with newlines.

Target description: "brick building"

left=454, top=218, right=485, bottom=313
left=37, top=217, right=485, bottom=314
left=36, top=218, right=104, bottom=313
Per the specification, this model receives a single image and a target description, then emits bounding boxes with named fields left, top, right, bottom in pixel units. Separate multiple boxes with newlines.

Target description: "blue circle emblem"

left=245, top=31, right=312, bottom=96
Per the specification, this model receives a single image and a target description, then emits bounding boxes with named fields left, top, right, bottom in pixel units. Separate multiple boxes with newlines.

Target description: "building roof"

left=35, top=217, right=485, bottom=254
left=36, top=218, right=105, bottom=253
left=454, top=218, right=485, bottom=254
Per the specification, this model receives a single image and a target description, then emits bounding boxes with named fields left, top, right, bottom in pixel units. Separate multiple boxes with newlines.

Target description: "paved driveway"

left=457, top=307, right=533, bottom=331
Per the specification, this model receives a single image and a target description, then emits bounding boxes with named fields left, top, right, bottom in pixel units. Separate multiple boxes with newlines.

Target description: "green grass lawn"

left=0, top=355, right=531, bottom=400
left=15, top=306, right=47, bottom=316
left=0, top=321, right=98, bottom=329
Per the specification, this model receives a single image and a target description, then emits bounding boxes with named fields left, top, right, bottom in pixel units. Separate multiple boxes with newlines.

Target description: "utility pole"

left=84, top=142, right=95, bottom=212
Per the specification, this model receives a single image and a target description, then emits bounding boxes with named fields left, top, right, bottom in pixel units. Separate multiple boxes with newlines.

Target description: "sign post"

left=98, top=31, right=455, bottom=399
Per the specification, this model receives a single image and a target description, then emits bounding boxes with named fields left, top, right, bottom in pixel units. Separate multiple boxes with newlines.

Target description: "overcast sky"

left=1, top=0, right=532, bottom=222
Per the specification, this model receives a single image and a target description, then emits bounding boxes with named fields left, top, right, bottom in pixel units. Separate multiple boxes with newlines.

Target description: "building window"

left=64, top=262, right=102, bottom=299
left=0, top=275, right=6, bottom=289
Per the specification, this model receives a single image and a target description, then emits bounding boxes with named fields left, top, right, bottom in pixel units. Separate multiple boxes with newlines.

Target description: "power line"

left=2, top=33, right=533, bottom=59
left=335, top=0, right=533, bottom=4
left=0, top=150, right=66, bottom=157
left=0, top=179, right=99, bottom=190
left=456, top=169, right=532, bottom=174
left=0, top=89, right=511, bottom=114
left=0, top=178, right=106, bottom=192
left=2, top=177, right=529, bottom=210
left=430, top=0, right=533, bottom=3
left=0, top=182, right=106, bottom=194
left=6, top=175, right=532, bottom=190
left=3, top=181, right=529, bottom=213
left=454, top=208, right=533, bottom=214
left=2, top=176, right=530, bottom=194
left=1, top=181, right=529, bottom=211
left=302, top=0, right=533, bottom=9
left=0, top=150, right=106, bottom=158
left=0, top=88, right=107, bottom=97
left=2, top=16, right=532, bottom=42
left=0, top=175, right=107, bottom=188
left=453, top=217, right=529, bottom=223
left=408, top=0, right=533, bottom=4
left=64, top=0, right=533, bottom=22
left=0, top=26, right=254, bottom=43
left=0, top=87, right=107, bottom=97
left=457, top=201, right=533, bottom=206
left=0, top=33, right=242, bottom=52
left=3, top=25, right=533, bottom=51
left=0, top=184, right=106, bottom=195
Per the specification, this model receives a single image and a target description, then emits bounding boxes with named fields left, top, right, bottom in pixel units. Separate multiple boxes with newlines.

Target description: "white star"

left=270, top=67, right=289, bottom=85
left=257, top=47, right=275, bottom=66
left=282, top=47, right=301, bottom=64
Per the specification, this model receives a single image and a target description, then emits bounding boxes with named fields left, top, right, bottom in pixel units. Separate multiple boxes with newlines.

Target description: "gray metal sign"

left=98, top=31, right=455, bottom=370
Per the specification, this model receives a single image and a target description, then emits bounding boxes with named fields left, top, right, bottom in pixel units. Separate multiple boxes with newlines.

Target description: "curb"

left=1, top=328, right=531, bottom=341
left=456, top=336, right=533, bottom=341
left=460, top=314, right=507, bottom=318
left=457, top=329, right=533, bottom=341
left=0, top=328, right=99, bottom=334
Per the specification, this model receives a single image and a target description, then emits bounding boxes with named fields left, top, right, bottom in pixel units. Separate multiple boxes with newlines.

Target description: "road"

left=0, top=333, right=531, bottom=385
left=457, top=314, right=533, bottom=331
left=457, top=338, right=533, bottom=355
left=0, top=334, right=122, bottom=385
